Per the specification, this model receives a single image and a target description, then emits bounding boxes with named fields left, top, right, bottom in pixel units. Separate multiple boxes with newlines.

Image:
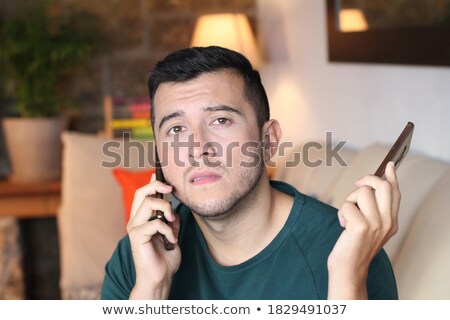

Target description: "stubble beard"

left=169, top=157, right=265, bottom=220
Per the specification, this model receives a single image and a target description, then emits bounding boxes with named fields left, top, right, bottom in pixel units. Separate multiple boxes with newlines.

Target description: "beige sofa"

left=58, top=132, right=450, bottom=299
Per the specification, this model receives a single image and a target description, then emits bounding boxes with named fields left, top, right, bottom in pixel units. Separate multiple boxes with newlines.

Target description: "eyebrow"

left=203, top=105, right=244, bottom=117
left=158, top=105, right=243, bottom=131
left=158, top=110, right=185, bottom=131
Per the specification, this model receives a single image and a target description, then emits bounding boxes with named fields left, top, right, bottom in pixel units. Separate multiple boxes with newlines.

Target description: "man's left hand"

left=327, top=161, right=401, bottom=299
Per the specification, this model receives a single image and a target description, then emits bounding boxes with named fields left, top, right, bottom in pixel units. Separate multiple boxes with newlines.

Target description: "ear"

left=261, top=119, right=282, bottom=163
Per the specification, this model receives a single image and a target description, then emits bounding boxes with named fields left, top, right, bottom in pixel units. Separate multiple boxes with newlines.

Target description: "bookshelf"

left=103, top=95, right=154, bottom=140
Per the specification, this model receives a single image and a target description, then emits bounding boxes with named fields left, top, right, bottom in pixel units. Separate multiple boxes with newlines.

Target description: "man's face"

left=153, top=70, right=264, bottom=218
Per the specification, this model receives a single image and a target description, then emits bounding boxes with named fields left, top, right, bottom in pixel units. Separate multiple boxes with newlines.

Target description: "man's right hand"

left=126, top=175, right=181, bottom=299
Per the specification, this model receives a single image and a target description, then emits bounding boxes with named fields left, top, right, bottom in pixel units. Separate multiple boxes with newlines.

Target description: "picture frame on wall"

left=326, top=0, right=450, bottom=67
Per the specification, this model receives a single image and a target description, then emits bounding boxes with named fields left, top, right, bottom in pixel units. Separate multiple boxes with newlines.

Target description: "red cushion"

left=112, top=168, right=155, bottom=224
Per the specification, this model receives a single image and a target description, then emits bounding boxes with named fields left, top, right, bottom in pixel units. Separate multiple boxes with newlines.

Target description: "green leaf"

left=0, top=0, right=101, bottom=118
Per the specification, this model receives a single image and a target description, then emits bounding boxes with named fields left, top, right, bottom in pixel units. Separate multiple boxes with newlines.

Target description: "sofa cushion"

left=272, top=141, right=356, bottom=201
left=393, top=169, right=450, bottom=299
left=324, top=144, right=449, bottom=261
left=58, top=131, right=153, bottom=299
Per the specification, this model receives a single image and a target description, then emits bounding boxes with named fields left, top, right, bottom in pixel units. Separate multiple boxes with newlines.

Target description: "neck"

left=193, top=176, right=294, bottom=266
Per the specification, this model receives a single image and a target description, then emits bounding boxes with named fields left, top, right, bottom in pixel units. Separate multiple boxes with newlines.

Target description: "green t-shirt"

left=101, top=181, right=398, bottom=299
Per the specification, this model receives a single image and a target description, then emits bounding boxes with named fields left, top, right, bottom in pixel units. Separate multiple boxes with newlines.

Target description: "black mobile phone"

left=374, top=121, right=415, bottom=178
left=149, top=146, right=175, bottom=250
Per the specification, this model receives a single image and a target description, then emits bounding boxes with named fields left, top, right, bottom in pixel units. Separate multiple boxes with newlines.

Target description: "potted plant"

left=0, top=1, right=99, bottom=182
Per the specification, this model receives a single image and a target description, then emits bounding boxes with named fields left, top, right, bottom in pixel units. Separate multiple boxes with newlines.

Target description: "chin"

left=178, top=180, right=262, bottom=220
left=177, top=193, right=237, bottom=218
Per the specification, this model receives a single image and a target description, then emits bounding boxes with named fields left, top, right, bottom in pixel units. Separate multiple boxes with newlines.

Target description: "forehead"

left=153, top=70, right=249, bottom=119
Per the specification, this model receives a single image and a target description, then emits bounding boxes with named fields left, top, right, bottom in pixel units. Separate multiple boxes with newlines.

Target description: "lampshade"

left=191, top=13, right=262, bottom=68
left=339, top=9, right=369, bottom=32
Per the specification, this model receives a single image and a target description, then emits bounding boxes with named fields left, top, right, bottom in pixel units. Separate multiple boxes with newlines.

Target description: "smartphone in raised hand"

left=374, top=122, right=414, bottom=178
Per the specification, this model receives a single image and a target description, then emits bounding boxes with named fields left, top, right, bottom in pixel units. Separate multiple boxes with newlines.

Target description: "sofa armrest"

left=393, top=169, right=450, bottom=299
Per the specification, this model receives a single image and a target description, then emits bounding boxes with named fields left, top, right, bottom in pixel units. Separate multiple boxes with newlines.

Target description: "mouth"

left=189, top=171, right=222, bottom=186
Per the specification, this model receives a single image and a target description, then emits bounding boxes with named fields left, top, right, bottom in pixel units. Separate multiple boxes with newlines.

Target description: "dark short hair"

left=148, top=46, right=270, bottom=132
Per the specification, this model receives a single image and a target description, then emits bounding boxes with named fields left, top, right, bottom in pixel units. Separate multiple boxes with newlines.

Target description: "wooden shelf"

left=0, top=178, right=61, bottom=219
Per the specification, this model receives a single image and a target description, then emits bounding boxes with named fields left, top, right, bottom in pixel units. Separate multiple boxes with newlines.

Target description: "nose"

left=189, top=128, right=216, bottom=161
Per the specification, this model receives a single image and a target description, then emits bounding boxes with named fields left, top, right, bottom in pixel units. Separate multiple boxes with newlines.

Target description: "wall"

left=257, top=0, right=450, bottom=162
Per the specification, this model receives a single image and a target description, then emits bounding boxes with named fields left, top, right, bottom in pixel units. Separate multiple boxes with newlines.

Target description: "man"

left=102, top=46, right=399, bottom=299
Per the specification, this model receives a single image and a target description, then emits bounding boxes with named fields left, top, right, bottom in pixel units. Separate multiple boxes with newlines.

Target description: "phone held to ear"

left=149, top=147, right=175, bottom=251
left=374, top=121, right=414, bottom=178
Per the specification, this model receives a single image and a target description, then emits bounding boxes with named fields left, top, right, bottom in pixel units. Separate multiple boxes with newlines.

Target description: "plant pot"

left=2, top=116, right=67, bottom=183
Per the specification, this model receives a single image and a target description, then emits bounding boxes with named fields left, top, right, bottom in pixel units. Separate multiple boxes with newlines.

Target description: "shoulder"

left=273, top=182, right=341, bottom=267
left=270, top=180, right=341, bottom=247
left=367, top=248, right=398, bottom=299
left=101, top=236, right=135, bottom=300
left=281, top=183, right=342, bottom=254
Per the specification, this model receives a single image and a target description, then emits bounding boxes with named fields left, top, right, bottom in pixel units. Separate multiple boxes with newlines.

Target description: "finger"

left=129, top=181, right=172, bottom=222
left=152, top=219, right=178, bottom=244
left=354, top=174, right=385, bottom=189
left=129, top=197, right=175, bottom=230
left=128, top=197, right=174, bottom=230
left=384, top=161, right=400, bottom=235
left=135, top=180, right=172, bottom=200
left=384, top=161, right=401, bottom=216
left=345, top=185, right=380, bottom=227
left=129, top=218, right=178, bottom=244
left=171, top=212, right=181, bottom=241
left=354, top=174, right=393, bottom=235
left=337, top=201, right=367, bottom=232
left=150, top=172, right=156, bottom=183
left=355, top=174, right=393, bottom=216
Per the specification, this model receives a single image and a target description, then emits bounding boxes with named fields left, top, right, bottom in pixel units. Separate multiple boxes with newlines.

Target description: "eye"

left=167, top=125, right=185, bottom=135
left=211, top=117, right=231, bottom=126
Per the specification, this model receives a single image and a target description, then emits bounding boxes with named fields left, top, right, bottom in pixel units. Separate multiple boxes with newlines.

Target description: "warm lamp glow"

left=191, top=13, right=262, bottom=68
left=339, top=9, right=369, bottom=32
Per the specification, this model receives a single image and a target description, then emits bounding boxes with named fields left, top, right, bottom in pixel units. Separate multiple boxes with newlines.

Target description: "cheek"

left=161, top=149, right=186, bottom=182
left=239, top=141, right=262, bottom=167
left=221, top=136, right=261, bottom=169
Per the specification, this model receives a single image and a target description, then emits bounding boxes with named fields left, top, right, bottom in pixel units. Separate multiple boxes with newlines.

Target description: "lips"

left=189, top=171, right=222, bottom=186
